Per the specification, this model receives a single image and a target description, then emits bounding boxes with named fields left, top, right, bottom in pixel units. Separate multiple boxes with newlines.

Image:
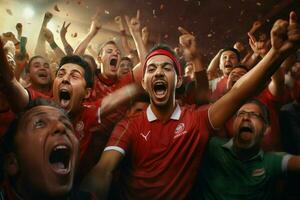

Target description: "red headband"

left=143, top=49, right=182, bottom=76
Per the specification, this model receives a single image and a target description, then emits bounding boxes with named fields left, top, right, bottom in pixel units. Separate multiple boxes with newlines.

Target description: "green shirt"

left=197, top=137, right=289, bottom=200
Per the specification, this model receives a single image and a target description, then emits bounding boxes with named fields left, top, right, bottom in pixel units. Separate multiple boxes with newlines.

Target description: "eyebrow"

left=148, top=62, right=173, bottom=67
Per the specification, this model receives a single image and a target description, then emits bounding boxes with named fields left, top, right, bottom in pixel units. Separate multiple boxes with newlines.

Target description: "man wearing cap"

left=82, top=12, right=300, bottom=200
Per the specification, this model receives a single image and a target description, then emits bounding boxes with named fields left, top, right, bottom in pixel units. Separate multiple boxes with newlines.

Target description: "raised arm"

left=209, top=11, right=300, bottom=129
left=178, top=26, right=209, bottom=104
left=60, top=21, right=74, bottom=55
left=34, top=12, right=53, bottom=57
left=73, top=10, right=101, bottom=56
left=115, top=16, right=132, bottom=56
left=0, top=39, right=29, bottom=113
left=81, top=150, right=123, bottom=199
left=125, top=10, right=147, bottom=82
left=206, top=49, right=223, bottom=80
left=43, top=28, right=66, bottom=61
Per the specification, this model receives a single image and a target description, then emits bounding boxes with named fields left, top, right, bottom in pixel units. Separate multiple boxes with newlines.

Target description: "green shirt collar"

left=222, top=139, right=264, bottom=161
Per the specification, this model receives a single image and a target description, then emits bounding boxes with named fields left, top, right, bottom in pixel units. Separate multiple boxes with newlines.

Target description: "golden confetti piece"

left=6, top=9, right=12, bottom=16
left=54, top=4, right=60, bottom=12
left=104, top=10, right=110, bottom=15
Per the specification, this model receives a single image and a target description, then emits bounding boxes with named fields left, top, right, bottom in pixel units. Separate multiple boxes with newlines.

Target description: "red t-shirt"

left=89, top=73, right=133, bottom=101
left=210, top=76, right=228, bottom=102
left=105, top=104, right=213, bottom=200
left=26, top=85, right=53, bottom=99
left=0, top=111, right=15, bottom=137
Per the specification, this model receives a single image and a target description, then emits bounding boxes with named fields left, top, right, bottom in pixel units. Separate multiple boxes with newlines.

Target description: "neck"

left=150, top=99, right=176, bottom=123
left=233, top=145, right=260, bottom=161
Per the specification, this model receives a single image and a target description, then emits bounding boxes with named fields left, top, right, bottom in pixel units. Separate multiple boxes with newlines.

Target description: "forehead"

left=31, top=57, right=48, bottom=64
left=21, top=105, right=67, bottom=122
left=238, top=103, right=262, bottom=114
left=221, top=50, right=237, bottom=58
left=146, top=55, right=173, bottom=66
left=102, top=43, right=119, bottom=51
left=58, top=63, right=85, bottom=74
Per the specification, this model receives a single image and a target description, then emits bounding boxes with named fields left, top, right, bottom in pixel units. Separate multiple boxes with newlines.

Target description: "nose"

left=155, top=67, right=164, bottom=77
left=61, top=74, right=70, bottom=84
left=52, top=121, right=67, bottom=136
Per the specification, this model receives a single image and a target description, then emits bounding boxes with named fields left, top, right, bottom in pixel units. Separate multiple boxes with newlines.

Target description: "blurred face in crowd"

left=233, top=103, right=267, bottom=151
left=28, top=57, right=52, bottom=88
left=8, top=106, right=78, bottom=199
left=142, top=55, right=181, bottom=107
left=219, top=50, right=239, bottom=76
left=98, top=43, right=121, bottom=80
left=227, top=67, right=248, bottom=90
left=53, top=63, right=91, bottom=116
left=118, top=58, right=133, bottom=77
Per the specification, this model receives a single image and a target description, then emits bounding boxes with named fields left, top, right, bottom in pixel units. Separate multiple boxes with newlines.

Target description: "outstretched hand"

left=125, top=10, right=141, bottom=33
left=271, top=11, right=300, bottom=54
left=178, top=26, right=199, bottom=61
left=90, top=8, right=102, bottom=35
left=0, top=39, right=15, bottom=83
left=60, top=21, right=71, bottom=39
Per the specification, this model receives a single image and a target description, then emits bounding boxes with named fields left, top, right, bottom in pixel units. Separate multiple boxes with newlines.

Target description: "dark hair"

left=98, top=40, right=118, bottom=57
left=231, top=65, right=249, bottom=72
left=220, top=47, right=241, bottom=62
left=58, top=55, right=94, bottom=88
left=244, top=99, right=270, bottom=125
left=25, top=55, right=46, bottom=73
left=146, top=44, right=182, bottom=75
left=121, top=56, right=132, bottom=62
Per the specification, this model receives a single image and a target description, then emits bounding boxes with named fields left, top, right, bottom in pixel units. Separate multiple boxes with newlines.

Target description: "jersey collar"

left=146, top=104, right=181, bottom=122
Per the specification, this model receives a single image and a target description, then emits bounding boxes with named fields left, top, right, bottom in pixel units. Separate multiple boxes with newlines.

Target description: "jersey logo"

left=252, top=168, right=265, bottom=177
left=174, top=123, right=187, bottom=139
left=140, top=131, right=150, bottom=141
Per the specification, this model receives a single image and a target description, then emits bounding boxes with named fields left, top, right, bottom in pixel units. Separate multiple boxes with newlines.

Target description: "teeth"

left=54, top=145, right=68, bottom=151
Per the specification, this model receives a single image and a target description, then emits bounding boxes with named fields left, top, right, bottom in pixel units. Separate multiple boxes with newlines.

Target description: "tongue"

left=240, top=132, right=252, bottom=141
left=52, top=162, right=65, bottom=169
left=156, top=89, right=165, bottom=95
left=60, top=99, right=69, bottom=108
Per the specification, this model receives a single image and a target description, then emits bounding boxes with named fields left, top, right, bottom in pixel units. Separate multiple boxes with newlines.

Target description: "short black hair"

left=58, top=55, right=94, bottom=88
left=220, top=47, right=241, bottom=62
left=25, top=55, right=46, bottom=73
left=244, top=99, right=270, bottom=125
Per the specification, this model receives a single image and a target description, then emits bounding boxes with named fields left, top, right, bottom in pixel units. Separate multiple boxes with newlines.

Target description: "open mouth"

left=49, top=145, right=71, bottom=175
left=110, top=58, right=118, bottom=70
left=153, top=81, right=167, bottom=97
left=37, top=71, right=49, bottom=79
left=238, top=125, right=253, bottom=141
left=59, top=89, right=71, bottom=108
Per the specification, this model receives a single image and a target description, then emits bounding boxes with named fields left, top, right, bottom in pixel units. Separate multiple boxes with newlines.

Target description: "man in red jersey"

left=0, top=40, right=142, bottom=183
left=83, top=12, right=300, bottom=200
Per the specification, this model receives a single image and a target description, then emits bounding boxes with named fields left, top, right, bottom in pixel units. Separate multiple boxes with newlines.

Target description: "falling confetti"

left=104, top=10, right=110, bottom=15
left=256, top=2, right=262, bottom=6
left=160, top=4, right=164, bottom=10
left=54, top=4, right=60, bottom=12
left=228, top=5, right=232, bottom=9
left=71, top=33, right=78, bottom=38
left=6, top=9, right=13, bottom=16
left=66, top=13, right=69, bottom=16
left=198, top=1, right=201, bottom=6
left=207, top=33, right=212, bottom=37
left=240, top=10, right=244, bottom=15
left=164, top=34, right=168, bottom=39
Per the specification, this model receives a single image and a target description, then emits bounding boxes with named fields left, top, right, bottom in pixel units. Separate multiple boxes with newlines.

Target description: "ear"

left=84, top=88, right=92, bottom=99
left=176, top=76, right=183, bottom=88
left=4, top=153, right=19, bottom=176
left=141, top=78, right=147, bottom=91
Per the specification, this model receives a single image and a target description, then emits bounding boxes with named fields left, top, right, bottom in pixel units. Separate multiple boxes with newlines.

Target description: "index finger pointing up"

left=178, top=26, right=189, bottom=35
left=136, top=10, right=140, bottom=20
left=289, top=11, right=297, bottom=25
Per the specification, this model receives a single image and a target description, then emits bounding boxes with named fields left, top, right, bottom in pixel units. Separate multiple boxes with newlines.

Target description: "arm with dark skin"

left=209, top=11, right=300, bottom=129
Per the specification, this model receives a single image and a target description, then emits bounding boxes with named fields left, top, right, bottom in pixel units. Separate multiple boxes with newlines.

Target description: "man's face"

left=28, top=57, right=52, bottom=87
left=219, top=50, right=239, bottom=76
left=227, top=67, right=247, bottom=90
left=14, top=106, right=78, bottom=197
left=53, top=63, right=89, bottom=115
left=118, top=59, right=133, bottom=77
left=233, top=103, right=266, bottom=150
left=98, top=43, right=121, bottom=79
left=142, top=55, right=178, bottom=107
